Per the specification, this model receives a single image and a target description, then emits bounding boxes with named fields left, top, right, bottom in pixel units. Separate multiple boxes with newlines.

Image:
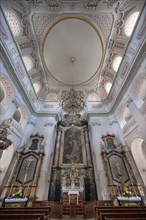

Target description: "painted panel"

left=63, top=127, right=83, bottom=164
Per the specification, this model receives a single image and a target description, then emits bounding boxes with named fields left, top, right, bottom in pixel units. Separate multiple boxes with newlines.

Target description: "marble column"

left=84, top=127, right=92, bottom=167
left=53, top=127, right=62, bottom=166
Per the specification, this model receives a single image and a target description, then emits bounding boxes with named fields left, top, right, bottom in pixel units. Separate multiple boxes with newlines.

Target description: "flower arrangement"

left=123, top=189, right=132, bottom=197
left=121, top=183, right=132, bottom=198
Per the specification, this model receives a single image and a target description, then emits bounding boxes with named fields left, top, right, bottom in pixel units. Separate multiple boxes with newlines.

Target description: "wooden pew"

left=0, top=210, right=47, bottom=218
left=98, top=208, right=146, bottom=220
left=0, top=213, right=45, bottom=220
left=0, top=206, right=51, bottom=220
left=94, top=206, right=146, bottom=220
left=101, top=212, right=146, bottom=220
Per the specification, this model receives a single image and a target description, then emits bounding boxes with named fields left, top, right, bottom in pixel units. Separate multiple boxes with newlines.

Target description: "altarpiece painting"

left=63, top=127, right=83, bottom=164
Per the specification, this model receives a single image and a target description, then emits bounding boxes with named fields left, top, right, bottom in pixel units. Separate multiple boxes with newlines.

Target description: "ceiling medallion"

left=60, top=88, right=86, bottom=115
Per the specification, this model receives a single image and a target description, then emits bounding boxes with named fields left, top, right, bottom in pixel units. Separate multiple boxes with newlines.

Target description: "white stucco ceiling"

left=1, top=0, right=145, bottom=114
left=42, top=17, right=103, bottom=86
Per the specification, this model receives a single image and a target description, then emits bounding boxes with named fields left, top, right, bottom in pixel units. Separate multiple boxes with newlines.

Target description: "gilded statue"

left=11, top=186, right=24, bottom=198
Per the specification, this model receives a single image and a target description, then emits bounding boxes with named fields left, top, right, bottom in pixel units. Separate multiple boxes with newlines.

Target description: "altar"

left=62, top=189, right=84, bottom=204
left=117, top=196, right=142, bottom=206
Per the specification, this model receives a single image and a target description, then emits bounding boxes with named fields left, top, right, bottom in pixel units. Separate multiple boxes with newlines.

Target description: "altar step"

left=62, top=204, right=83, bottom=216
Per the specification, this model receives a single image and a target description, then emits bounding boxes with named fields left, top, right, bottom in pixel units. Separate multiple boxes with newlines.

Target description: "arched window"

left=105, top=82, right=112, bottom=94
left=22, top=56, right=34, bottom=72
left=113, top=56, right=122, bottom=72
left=123, top=107, right=132, bottom=122
left=13, top=108, right=21, bottom=122
left=124, top=12, right=140, bottom=37
left=33, top=81, right=42, bottom=94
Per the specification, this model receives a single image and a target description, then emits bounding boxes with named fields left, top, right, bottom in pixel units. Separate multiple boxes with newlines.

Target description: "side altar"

left=1, top=134, right=45, bottom=207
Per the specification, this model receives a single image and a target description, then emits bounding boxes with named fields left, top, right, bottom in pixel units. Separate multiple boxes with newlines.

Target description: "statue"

left=0, top=128, right=12, bottom=150
left=11, top=186, right=24, bottom=198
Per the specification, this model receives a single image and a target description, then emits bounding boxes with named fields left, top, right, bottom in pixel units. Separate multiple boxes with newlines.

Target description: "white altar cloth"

left=117, top=196, right=141, bottom=201
left=5, top=198, right=28, bottom=203
left=62, top=188, right=83, bottom=193
left=68, top=190, right=79, bottom=195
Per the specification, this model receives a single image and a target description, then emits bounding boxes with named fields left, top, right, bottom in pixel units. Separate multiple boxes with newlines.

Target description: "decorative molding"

left=32, top=14, right=59, bottom=42
left=0, top=75, right=14, bottom=99
left=85, top=14, right=114, bottom=44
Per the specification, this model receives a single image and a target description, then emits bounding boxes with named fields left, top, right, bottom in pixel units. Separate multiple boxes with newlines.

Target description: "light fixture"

left=60, top=88, right=86, bottom=115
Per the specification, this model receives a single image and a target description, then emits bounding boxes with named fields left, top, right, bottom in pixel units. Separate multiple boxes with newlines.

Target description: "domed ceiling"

left=42, top=16, right=104, bottom=86
left=1, top=0, right=145, bottom=116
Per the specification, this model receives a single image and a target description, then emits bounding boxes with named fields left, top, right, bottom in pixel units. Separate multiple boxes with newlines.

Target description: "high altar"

left=48, top=121, right=97, bottom=203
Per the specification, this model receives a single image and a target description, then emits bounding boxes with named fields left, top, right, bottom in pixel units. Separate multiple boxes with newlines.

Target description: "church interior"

left=0, top=0, right=146, bottom=219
